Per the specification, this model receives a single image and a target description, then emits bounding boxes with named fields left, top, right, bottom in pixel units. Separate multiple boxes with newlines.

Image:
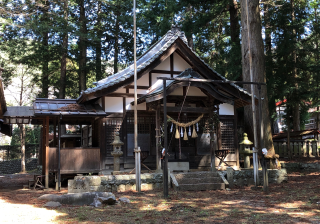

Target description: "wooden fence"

left=273, top=140, right=319, bottom=158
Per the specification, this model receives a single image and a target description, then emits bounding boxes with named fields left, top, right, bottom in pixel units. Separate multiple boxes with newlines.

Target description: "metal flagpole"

left=246, top=0, right=259, bottom=186
left=133, top=0, right=141, bottom=192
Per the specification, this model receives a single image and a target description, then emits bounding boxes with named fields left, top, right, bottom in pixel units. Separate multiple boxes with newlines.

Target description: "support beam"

left=53, top=118, right=57, bottom=147
left=45, top=116, right=49, bottom=189
left=234, top=105, right=240, bottom=167
left=209, top=101, right=216, bottom=172
left=58, top=117, right=61, bottom=191
left=155, top=102, right=161, bottom=171
left=42, top=119, right=46, bottom=176
left=161, top=107, right=209, bottom=113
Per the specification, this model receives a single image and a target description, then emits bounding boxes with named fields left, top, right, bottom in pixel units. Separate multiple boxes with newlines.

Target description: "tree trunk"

left=59, top=0, right=68, bottom=99
left=79, top=0, right=87, bottom=92
left=95, top=0, right=103, bottom=81
left=41, top=1, right=49, bottom=98
left=240, top=0, right=275, bottom=155
left=229, top=0, right=240, bottom=44
left=114, top=12, right=119, bottom=74
left=19, top=124, right=26, bottom=173
left=291, top=0, right=300, bottom=131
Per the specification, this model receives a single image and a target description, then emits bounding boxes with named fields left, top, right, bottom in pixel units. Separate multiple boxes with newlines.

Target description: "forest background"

left=0, top=0, right=320, bottom=143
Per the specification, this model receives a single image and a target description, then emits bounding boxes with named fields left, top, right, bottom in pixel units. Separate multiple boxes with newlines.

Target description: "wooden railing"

left=273, top=140, right=319, bottom=158
left=49, top=147, right=100, bottom=174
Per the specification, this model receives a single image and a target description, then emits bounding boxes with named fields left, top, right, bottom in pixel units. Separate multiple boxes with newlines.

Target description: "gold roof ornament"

left=239, top=133, right=253, bottom=145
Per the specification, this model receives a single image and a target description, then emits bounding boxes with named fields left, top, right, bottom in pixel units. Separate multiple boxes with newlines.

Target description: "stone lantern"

left=111, top=132, right=124, bottom=172
left=239, top=133, right=253, bottom=168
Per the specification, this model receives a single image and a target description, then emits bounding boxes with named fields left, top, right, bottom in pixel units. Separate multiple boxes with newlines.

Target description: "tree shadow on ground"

left=0, top=171, right=319, bottom=223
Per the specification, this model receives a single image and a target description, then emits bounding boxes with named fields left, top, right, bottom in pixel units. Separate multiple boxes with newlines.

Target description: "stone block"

left=141, top=183, right=153, bottom=191
left=168, top=162, right=189, bottom=172
left=39, top=192, right=114, bottom=206
left=68, top=179, right=90, bottom=193
left=247, top=178, right=255, bottom=186
left=154, top=183, right=163, bottom=189
left=117, top=184, right=126, bottom=192
left=86, top=176, right=101, bottom=186
left=125, top=184, right=135, bottom=191
left=226, top=167, right=234, bottom=188
left=101, top=176, right=114, bottom=185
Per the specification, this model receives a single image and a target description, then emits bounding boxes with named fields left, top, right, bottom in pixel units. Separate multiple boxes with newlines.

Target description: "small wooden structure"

left=30, top=99, right=106, bottom=187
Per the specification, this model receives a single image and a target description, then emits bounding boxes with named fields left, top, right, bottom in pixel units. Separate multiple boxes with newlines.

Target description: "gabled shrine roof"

left=136, top=69, right=251, bottom=107
left=77, top=25, right=251, bottom=103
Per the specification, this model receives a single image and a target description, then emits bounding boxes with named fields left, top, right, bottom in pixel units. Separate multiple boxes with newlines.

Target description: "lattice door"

left=220, top=119, right=235, bottom=153
left=105, top=119, right=123, bottom=156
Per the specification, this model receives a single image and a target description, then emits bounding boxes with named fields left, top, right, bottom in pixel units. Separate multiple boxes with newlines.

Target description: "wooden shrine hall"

left=0, top=26, right=254, bottom=188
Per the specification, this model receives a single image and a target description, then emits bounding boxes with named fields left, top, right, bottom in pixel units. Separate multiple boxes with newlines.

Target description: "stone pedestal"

left=110, top=132, right=124, bottom=172
left=241, top=148, right=253, bottom=168
left=111, top=151, right=123, bottom=172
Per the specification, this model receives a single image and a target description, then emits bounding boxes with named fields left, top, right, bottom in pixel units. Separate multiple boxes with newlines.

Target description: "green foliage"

left=1, top=0, right=320, bottom=132
left=10, top=125, right=41, bottom=146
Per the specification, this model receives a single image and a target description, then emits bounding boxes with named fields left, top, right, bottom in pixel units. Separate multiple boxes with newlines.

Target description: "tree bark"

left=291, top=0, right=300, bottom=131
left=59, top=0, right=68, bottom=99
left=95, top=0, right=103, bottom=81
left=240, top=0, right=275, bottom=154
left=229, top=0, right=240, bottom=44
left=19, top=124, right=26, bottom=173
left=114, top=12, right=119, bottom=74
left=41, top=1, right=49, bottom=98
left=79, top=0, right=87, bottom=92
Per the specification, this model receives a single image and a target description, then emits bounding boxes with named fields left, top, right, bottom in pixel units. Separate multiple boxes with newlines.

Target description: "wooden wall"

left=49, top=147, right=100, bottom=174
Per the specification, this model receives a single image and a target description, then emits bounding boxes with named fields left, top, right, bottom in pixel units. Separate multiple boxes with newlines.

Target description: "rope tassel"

left=192, top=124, right=198, bottom=138
left=175, top=125, right=180, bottom=139
left=183, top=127, right=188, bottom=140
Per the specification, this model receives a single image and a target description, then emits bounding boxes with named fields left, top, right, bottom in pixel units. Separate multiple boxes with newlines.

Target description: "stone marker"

left=98, top=195, right=116, bottom=205
left=226, top=167, right=234, bottom=188
left=90, top=194, right=102, bottom=207
left=38, top=192, right=114, bottom=206
left=119, top=197, right=130, bottom=203
left=44, top=201, right=61, bottom=207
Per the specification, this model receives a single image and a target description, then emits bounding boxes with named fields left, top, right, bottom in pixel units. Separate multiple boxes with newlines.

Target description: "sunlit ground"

left=0, top=198, right=66, bottom=223
left=0, top=171, right=319, bottom=223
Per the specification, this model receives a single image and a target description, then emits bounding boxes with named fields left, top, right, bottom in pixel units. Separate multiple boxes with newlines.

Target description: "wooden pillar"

left=217, top=105, right=222, bottom=150
left=39, top=126, right=43, bottom=168
left=53, top=118, right=57, bottom=147
left=234, top=105, right=239, bottom=167
left=155, top=102, right=161, bottom=171
left=123, top=97, right=127, bottom=164
left=42, top=119, right=46, bottom=175
left=45, top=116, right=49, bottom=188
left=210, top=101, right=216, bottom=172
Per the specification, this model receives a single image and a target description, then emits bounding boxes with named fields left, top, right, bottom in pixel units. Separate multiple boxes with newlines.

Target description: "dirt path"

left=0, top=171, right=319, bottom=223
